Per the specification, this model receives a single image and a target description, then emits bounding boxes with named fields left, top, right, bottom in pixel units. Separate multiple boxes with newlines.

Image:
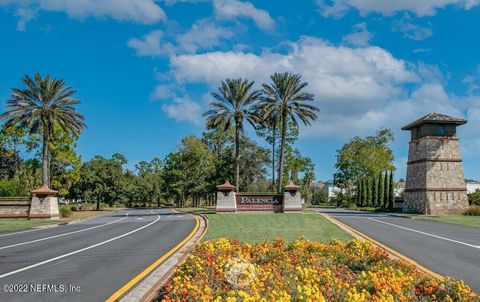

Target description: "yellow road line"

left=106, top=216, right=200, bottom=302
left=320, top=212, right=445, bottom=281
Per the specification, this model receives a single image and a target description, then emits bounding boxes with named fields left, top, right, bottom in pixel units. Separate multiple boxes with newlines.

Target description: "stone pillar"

left=29, top=186, right=60, bottom=219
left=215, top=181, right=236, bottom=213
left=283, top=181, right=303, bottom=212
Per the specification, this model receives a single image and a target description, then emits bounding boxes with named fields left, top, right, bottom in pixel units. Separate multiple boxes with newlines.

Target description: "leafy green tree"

left=335, top=129, right=395, bottom=193
left=204, top=79, right=261, bottom=192
left=72, top=155, right=124, bottom=210
left=260, top=73, right=318, bottom=192
left=0, top=179, right=28, bottom=197
left=0, top=73, right=85, bottom=187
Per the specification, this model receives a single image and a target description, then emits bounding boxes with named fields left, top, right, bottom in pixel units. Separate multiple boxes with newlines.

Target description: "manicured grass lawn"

left=413, top=215, right=480, bottom=228
left=0, top=218, right=60, bottom=233
left=176, top=207, right=352, bottom=243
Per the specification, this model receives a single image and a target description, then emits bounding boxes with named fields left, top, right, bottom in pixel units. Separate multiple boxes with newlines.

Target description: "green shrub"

left=70, top=205, right=77, bottom=211
left=59, top=206, right=72, bottom=218
left=464, top=205, right=480, bottom=216
left=468, top=190, right=480, bottom=206
left=312, top=191, right=329, bottom=205
left=0, top=179, right=28, bottom=197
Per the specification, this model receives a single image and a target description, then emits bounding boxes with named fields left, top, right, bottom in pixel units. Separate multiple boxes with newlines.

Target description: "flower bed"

left=158, top=238, right=479, bottom=302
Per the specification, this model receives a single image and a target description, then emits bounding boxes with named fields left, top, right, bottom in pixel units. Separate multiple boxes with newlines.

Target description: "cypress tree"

left=361, top=178, right=367, bottom=207
left=384, top=171, right=389, bottom=209
left=378, top=172, right=384, bottom=209
left=356, top=178, right=361, bottom=206
left=388, top=171, right=395, bottom=210
left=372, top=175, right=378, bottom=207
left=366, top=178, right=372, bottom=207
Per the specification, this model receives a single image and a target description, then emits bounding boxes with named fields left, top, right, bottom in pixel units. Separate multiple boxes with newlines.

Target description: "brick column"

left=283, top=181, right=303, bottom=212
left=215, top=181, right=237, bottom=213
left=29, top=186, right=60, bottom=219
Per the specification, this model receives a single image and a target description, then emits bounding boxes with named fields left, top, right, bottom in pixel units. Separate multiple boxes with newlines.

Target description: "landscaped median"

left=154, top=207, right=479, bottom=301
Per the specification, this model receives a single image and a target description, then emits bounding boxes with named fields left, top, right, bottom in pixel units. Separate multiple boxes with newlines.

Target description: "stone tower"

left=402, top=113, right=469, bottom=215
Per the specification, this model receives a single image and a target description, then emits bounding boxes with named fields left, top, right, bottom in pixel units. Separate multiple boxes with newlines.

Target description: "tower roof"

left=401, top=113, right=466, bottom=130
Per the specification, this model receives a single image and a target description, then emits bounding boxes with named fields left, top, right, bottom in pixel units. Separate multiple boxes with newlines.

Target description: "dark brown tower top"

left=402, top=113, right=466, bottom=130
left=402, top=113, right=467, bottom=140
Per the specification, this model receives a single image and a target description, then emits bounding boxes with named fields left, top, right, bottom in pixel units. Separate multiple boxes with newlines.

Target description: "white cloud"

left=392, top=19, right=433, bottom=41
left=0, top=0, right=166, bottom=29
left=342, top=22, right=373, bottom=47
left=213, top=0, right=275, bottom=30
left=177, top=19, right=234, bottom=53
left=317, top=0, right=480, bottom=17
left=161, top=97, right=202, bottom=125
left=171, top=37, right=417, bottom=108
left=127, top=30, right=174, bottom=57
left=150, top=84, right=176, bottom=100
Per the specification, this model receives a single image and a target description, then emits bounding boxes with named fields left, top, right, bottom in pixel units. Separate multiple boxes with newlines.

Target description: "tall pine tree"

left=388, top=171, right=395, bottom=210
left=378, top=172, right=384, bottom=209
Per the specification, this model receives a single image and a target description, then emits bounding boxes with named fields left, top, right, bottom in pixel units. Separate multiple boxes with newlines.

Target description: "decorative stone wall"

left=0, top=186, right=60, bottom=219
left=404, top=137, right=469, bottom=215
left=0, top=197, right=31, bottom=218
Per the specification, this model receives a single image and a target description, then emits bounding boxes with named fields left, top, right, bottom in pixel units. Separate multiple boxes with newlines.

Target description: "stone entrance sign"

left=216, top=181, right=303, bottom=213
left=236, top=194, right=283, bottom=212
left=402, top=113, right=469, bottom=215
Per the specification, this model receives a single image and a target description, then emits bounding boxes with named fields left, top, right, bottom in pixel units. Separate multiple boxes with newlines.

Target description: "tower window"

left=438, top=125, right=445, bottom=136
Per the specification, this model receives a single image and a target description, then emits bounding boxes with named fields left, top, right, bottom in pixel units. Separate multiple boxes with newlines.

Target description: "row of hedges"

left=159, top=238, right=479, bottom=302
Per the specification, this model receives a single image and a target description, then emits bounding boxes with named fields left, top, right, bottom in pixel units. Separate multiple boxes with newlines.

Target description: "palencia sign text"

left=239, top=196, right=281, bottom=204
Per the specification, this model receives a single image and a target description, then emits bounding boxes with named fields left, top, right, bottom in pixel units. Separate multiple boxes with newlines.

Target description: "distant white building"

left=466, top=180, right=480, bottom=194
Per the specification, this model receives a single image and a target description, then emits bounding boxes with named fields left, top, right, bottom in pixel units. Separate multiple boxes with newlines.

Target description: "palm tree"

left=260, top=72, right=319, bottom=192
left=204, top=79, right=261, bottom=191
left=0, top=73, right=86, bottom=188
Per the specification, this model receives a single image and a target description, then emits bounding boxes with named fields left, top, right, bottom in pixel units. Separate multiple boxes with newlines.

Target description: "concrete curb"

left=319, top=212, right=445, bottom=281
left=120, top=213, right=208, bottom=302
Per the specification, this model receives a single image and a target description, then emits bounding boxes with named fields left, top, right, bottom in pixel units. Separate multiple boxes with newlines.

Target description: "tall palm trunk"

left=277, top=113, right=287, bottom=192
left=42, top=127, right=50, bottom=187
left=235, top=122, right=240, bottom=192
left=271, top=121, right=276, bottom=190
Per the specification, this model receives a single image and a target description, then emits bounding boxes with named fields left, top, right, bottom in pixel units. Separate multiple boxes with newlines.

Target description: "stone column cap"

left=217, top=181, right=236, bottom=191
left=31, top=185, right=58, bottom=196
left=284, top=181, right=301, bottom=191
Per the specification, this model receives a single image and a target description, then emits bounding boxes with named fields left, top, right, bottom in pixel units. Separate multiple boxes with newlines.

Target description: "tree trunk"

left=42, top=127, right=50, bottom=187
left=235, top=122, right=240, bottom=192
left=271, top=121, right=276, bottom=190
left=277, top=113, right=287, bottom=193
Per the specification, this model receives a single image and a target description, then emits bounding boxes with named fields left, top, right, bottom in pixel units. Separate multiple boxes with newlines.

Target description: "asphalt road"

left=317, top=208, right=480, bottom=293
left=0, top=208, right=196, bottom=302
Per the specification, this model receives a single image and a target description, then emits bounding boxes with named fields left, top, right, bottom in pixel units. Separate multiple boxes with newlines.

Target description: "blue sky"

left=1, top=0, right=480, bottom=182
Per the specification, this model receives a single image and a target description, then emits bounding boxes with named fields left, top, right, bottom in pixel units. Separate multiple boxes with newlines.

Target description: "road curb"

left=114, top=212, right=208, bottom=302
left=319, top=212, right=445, bottom=281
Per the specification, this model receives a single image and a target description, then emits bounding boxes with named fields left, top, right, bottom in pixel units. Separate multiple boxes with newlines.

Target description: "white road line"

left=0, top=214, right=160, bottom=280
left=368, top=218, right=480, bottom=249
left=0, top=213, right=129, bottom=251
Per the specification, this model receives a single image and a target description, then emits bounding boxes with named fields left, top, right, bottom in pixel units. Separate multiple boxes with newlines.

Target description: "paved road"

left=317, top=208, right=480, bottom=293
left=0, top=208, right=196, bottom=302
